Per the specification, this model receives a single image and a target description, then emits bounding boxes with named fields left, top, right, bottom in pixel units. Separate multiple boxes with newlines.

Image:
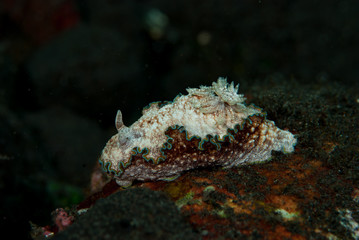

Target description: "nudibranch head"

left=99, top=78, right=297, bottom=187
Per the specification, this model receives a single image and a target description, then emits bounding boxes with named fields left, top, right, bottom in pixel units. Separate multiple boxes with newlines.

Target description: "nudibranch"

left=100, top=78, right=297, bottom=187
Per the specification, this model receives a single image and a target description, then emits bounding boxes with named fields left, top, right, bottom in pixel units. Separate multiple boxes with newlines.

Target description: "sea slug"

left=99, top=78, right=297, bottom=187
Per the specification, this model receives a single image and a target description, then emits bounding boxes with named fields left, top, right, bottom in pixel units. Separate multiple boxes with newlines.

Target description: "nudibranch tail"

left=99, top=77, right=297, bottom=187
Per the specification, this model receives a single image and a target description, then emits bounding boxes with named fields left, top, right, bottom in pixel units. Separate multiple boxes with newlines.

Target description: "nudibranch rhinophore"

left=99, top=78, right=297, bottom=187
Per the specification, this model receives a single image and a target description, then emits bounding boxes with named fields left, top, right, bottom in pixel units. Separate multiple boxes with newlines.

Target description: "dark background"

left=0, top=0, right=358, bottom=239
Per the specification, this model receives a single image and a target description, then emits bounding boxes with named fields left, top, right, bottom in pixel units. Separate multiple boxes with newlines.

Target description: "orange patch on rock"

left=269, top=225, right=306, bottom=240
left=266, top=195, right=299, bottom=213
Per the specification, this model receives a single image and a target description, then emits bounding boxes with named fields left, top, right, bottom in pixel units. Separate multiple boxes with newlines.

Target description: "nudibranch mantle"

left=100, top=78, right=297, bottom=187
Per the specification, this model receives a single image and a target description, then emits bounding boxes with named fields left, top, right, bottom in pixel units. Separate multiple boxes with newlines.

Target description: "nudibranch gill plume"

left=99, top=78, right=297, bottom=187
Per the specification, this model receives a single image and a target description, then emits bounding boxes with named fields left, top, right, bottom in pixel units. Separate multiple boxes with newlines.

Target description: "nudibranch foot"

left=159, top=174, right=181, bottom=182
left=99, top=77, right=297, bottom=187
left=115, top=179, right=133, bottom=188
